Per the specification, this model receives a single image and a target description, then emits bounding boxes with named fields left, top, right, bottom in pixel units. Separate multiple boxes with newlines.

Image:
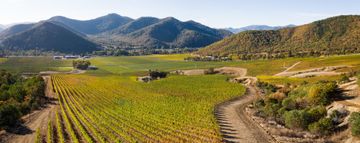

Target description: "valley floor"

left=0, top=54, right=359, bottom=142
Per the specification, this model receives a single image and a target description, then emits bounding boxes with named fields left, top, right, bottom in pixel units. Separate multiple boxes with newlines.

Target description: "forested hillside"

left=198, top=15, right=360, bottom=59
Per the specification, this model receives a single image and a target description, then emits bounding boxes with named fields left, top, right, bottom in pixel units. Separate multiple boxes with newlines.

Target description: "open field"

left=0, top=57, right=72, bottom=73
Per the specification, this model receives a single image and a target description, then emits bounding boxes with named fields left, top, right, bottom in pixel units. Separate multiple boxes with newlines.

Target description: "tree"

left=308, top=118, right=334, bottom=135
left=73, top=60, right=91, bottom=70
left=149, top=70, right=168, bottom=79
left=0, top=103, right=21, bottom=128
left=283, top=110, right=309, bottom=129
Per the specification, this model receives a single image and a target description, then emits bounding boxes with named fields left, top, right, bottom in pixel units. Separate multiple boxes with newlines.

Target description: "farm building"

left=64, top=55, right=80, bottom=59
left=53, top=56, right=63, bottom=60
left=88, top=66, right=98, bottom=70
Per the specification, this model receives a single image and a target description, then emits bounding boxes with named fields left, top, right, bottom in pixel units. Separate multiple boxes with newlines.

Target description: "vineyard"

left=1, top=54, right=360, bottom=142
left=40, top=74, right=245, bottom=142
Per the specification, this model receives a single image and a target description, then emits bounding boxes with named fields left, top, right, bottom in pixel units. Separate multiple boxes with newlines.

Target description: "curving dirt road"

left=215, top=75, right=274, bottom=143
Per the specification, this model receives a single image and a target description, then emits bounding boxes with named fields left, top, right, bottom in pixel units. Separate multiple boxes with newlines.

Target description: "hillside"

left=198, top=15, right=360, bottom=57
left=0, top=23, right=35, bottom=39
left=226, top=24, right=295, bottom=33
left=48, top=13, right=133, bottom=35
left=0, top=22, right=99, bottom=54
left=94, top=17, right=232, bottom=48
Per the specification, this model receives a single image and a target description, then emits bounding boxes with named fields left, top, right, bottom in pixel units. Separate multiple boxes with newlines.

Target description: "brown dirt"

left=215, top=82, right=274, bottom=143
left=0, top=76, right=58, bottom=143
left=275, top=64, right=349, bottom=78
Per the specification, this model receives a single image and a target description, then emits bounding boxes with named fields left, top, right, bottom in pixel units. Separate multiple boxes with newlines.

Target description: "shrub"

left=263, top=100, right=281, bottom=117
left=339, top=74, right=350, bottom=83
left=283, top=110, right=309, bottom=129
left=308, top=118, right=334, bottom=135
left=73, top=60, right=91, bottom=70
left=349, top=112, right=360, bottom=137
left=307, top=81, right=338, bottom=105
left=149, top=70, right=168, bottom=79
left=257, top=81, right=277, bottom=95
left=305, top=106, right=327, bottom=123
left=0, top=103, right=21, bottom=128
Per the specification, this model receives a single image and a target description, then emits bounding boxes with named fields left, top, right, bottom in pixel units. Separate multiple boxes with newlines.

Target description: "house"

left=64, top=55, right=80, bottom=59
left=82, top=56, right=91, bottom=59
left=87, top=66, right=98, bottom=70
left=53, top=56, right=63, bottom=60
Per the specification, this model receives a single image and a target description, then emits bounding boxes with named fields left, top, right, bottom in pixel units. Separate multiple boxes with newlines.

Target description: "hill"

left=0, top=22, right=99, bottom=54
left=198, top=15, right=360, bottom=58
left=226, top=24, right=295, bottom=34
left=48, top=13, right=133, bottom=35
left=93, top=17, right=232, bottom=49
left=0, top=23, right=35, bottom=39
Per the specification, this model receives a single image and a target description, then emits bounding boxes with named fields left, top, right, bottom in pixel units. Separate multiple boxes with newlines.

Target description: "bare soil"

left=275, top=64, right=350, bottom=78
left=215, top=82, right=274, bottom=143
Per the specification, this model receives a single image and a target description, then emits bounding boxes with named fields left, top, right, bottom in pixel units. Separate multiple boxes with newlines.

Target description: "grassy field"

left=90, top=55, right=301, bottom=76
left=0, top=57, right=72, bottom=73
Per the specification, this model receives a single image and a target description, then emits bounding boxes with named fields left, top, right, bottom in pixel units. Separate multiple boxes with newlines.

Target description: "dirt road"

left=208, top=68, right=274, bottom=143
left=1, top=76, right=58, bottom=143
left=274, top=63, right=349, bottom=78
left=215, top=83, right=274, bottom=143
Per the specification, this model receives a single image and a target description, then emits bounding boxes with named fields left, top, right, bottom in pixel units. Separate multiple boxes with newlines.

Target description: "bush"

left=339, top=74, right=350, bottom=83
left=73, top=60, right=91, bottom=70
left=305, top=106, right=327, bottom=123
left=263, top=100, right=281, bottom=117
left=283, top=110, right=309, bottom=129
left=257, top=81, right=277, bottom=95
left=307, top=81, right=338, bottom=105
left=0, top=103, right=21, bottom=128
left=349, top=112, right=360, bottom=137
left=149, top=70, right=168, bottom=79
left=308, top=118, right=334, bottom=135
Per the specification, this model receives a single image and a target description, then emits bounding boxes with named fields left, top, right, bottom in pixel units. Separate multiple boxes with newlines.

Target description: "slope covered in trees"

left=48, top=13, right=133, bottom=35
left=93, top=17, right=232, bottom=49
left=198, top=15, right=360, bottom=58
left=0, top=22, right=99, bottom=54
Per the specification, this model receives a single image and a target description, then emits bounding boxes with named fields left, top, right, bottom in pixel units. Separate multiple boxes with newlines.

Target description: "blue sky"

left=1, top=0, right=359, bottom=28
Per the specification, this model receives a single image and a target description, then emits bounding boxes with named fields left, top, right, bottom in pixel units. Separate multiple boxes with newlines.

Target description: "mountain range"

left=48, top=13, right=133, bottom=35
left=225, top=24, right=296, bottom=34
left=197, top=15, right=360, bottom=57
left=0, top=14, right=231, bottom=54
left=93, top=17, right=232, bottom=48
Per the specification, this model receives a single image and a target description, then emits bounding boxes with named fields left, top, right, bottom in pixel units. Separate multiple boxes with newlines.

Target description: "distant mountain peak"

left=48, top=14, right=133, bottom=35
left=226, top=24, right=296, bottom=34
